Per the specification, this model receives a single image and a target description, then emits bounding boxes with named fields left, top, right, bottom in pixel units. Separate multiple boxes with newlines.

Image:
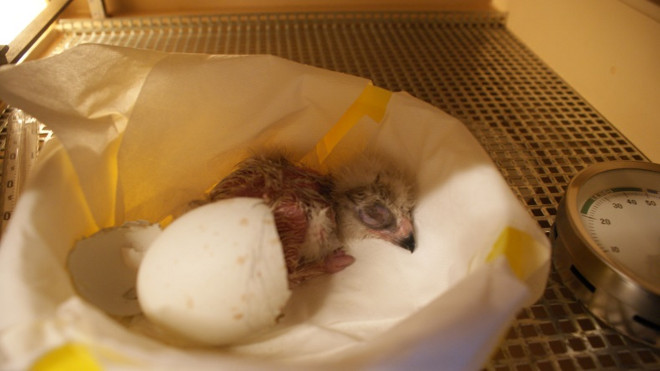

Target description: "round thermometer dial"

left=578, top=186, right=659, bottom=285
left=553, top=161, right=659, bottom=348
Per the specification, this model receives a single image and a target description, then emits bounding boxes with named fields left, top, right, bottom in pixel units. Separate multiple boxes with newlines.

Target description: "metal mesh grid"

left=1, top=11, right=657, bottom=370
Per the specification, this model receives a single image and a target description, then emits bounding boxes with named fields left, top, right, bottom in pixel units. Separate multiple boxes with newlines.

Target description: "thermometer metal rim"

left=552, top=160, right=659, bottom=348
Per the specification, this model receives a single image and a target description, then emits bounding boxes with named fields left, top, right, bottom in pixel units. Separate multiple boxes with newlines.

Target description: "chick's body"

left=207, top=151, right=417, bottom=287
left=208, top=154, right=354, bottom=287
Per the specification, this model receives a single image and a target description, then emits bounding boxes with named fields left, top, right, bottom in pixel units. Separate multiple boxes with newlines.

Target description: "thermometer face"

left=578, top=187, right=660, bottom=284
left=574, top=167, right=660, bottom=288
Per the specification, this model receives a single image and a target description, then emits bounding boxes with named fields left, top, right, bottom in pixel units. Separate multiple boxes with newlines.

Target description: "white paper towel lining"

left=0, top=44, right=550, bottom=370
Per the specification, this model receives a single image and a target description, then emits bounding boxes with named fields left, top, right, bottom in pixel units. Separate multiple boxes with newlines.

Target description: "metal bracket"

left=87, top=0, right=107, bottom=19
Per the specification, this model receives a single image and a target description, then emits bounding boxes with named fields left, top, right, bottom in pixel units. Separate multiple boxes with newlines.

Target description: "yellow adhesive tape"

left=486, top=227, right=540, bottom=281
left=305, top=83, right=392, bottom=171
left=159, top=214, right=174, bottom=228
left=31, top=343, right=102, bottom=371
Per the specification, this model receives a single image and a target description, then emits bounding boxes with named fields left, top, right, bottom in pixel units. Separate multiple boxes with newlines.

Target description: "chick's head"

left=334, top=154, right=417, bottom=252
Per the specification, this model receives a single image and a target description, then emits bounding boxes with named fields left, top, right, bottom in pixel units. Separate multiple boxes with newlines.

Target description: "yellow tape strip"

left=31, top=343, right=103, bottom=371
left=159, top=214, right=174, bottom=228
left=305, top=83, right=392, bottom=171
left=486, top=227, right=538, bottom=281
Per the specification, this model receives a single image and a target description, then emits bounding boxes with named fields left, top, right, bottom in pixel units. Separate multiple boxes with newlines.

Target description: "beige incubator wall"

left=502, top=0, right=660, bottom=162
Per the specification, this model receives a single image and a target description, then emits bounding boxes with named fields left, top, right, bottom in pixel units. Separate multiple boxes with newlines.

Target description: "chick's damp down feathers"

left=207, top=152, right=416, bottom=287
left=208, top=154, right=354, bottom=287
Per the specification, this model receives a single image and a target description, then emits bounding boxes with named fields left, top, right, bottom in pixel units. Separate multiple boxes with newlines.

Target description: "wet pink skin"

left=209, top=155, right=354, bottom=287
left=324, top=249, right=356, bottom=273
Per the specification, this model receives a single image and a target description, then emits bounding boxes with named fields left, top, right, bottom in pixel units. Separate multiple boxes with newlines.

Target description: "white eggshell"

left=67, top=220, right=162, bottom=316
left=137, top=197, right=291, bottom=346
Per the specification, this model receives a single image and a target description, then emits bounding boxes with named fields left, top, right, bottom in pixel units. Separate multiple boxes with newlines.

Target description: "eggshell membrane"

left=67, top=221, right=162, bottom=316
left=137, top=198, right=291, bottom=346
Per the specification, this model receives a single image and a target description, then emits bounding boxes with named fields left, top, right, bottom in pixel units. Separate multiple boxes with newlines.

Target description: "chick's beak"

left=393, top=217, right=415, bottom=253
left=397, top=233, right=416, bottom=253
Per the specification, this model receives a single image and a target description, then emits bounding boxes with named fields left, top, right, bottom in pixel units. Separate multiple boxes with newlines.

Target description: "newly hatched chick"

left=333, top=153, right=417, bottom=253
left=207, top=151, right=417, bottom=287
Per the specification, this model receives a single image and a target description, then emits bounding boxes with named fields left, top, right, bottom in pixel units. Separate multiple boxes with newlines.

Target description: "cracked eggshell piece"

left=67, top=221, right=163, bottom=316
left=136, top=197, right=291, bottom=346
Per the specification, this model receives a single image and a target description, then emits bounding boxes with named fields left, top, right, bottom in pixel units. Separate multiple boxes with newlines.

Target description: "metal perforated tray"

left=1, top=11, right=658, bottom=370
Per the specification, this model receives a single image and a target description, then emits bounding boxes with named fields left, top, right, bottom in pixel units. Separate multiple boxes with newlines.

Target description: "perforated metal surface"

left=2, top=11, right=658, bottom=370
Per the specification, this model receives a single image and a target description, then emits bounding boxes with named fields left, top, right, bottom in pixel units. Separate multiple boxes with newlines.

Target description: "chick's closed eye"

left=358, top=202, right=395, bottom=230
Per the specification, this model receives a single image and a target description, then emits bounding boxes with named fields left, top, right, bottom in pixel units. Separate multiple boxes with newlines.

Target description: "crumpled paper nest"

left=0, top=44, right=550, bottom=370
